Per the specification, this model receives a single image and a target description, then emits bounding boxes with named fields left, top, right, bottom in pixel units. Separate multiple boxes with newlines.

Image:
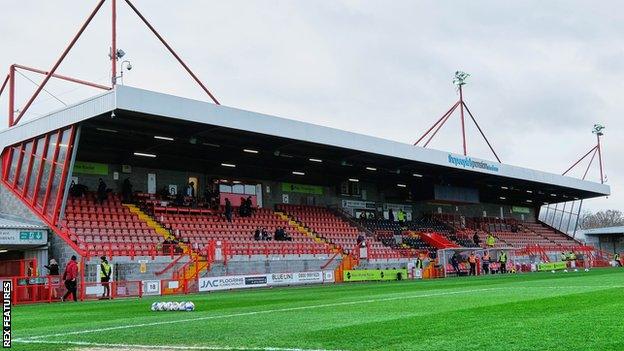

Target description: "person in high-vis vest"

left=100, top=256, right=112, bottom=299
left=560, top=252, right=567, bottom=262
left=569, top=251, right=577, bottom=268
left=499, top=251, right=508, bottom=274
left=615, top=252, right=622, bottom=267
left=468, top=252, right=477, bottom=276
left=486, top=234, right=496, bottom=247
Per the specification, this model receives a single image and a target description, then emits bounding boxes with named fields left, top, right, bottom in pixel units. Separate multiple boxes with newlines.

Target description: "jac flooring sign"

left=0, top=230, right=47, bottom=245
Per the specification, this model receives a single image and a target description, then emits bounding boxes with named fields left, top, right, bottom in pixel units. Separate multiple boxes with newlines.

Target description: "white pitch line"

left=24, top=287, right=503, bottom=340
left=13, top=339, right=345, bottom=351
left=22, top=284, right=622, bottom=342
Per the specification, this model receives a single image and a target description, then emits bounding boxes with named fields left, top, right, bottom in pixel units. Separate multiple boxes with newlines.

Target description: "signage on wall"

left=282, top=194, right=289, bottom=204
left=73, top=161, right=109, bottom=175
left=281, top=183, right=323, bottom=195
left=341, top=200, right=375, bottom=209
left=0, top=230, right=47, bottom=245
left=121, top=164, right=132, bottom=173
left=512, top=206, right=531, bottom=214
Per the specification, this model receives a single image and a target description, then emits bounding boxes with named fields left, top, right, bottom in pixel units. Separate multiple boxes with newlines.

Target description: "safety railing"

left=83, top=243, right=184, bottom=260
left=222, top=242, right=333, bottom=258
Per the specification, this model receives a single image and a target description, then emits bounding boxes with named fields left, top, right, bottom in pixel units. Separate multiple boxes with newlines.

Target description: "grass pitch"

left=12, top=268, right=624, bottom=351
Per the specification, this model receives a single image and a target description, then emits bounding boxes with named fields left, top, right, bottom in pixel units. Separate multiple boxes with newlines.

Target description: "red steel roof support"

left=12, top=0, right=106, bottom=127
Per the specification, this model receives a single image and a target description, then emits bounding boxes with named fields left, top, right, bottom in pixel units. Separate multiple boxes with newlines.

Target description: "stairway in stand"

left=124, top=204, right=210, bottom=283
left=276, top=211, right=342, bottom=253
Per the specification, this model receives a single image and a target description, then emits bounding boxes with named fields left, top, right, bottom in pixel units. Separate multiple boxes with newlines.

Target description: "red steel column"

left=8, top=65, right=15, bottom=127
left=21, top=138, right=37, bottom=198
left=53, top=126, right=77, bottom=223
left=12, top=0, right=106, bottom=126
left=32, top=134, right=51, bottom=207
left=11, top=143, right=24, bottom=188
left=42, top=130, right=63, bottom=216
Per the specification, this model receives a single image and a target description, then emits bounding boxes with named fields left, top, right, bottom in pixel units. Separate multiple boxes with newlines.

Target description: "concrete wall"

left=204, top=255, right=340, bottom=277
left=1, top=182, right=79, bottom=272
left=0, top=184, right=42, bottom=221
left=83, top=256, right=188, bottom=282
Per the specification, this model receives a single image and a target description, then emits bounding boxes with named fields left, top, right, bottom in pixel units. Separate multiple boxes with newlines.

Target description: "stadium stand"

left=151, top=203, right=332, bottom=257
left=277, top=204, right=404, bottom=259
left=433, top=213, right=580, bottom=248
left=63, top=192, right=166, bottom=257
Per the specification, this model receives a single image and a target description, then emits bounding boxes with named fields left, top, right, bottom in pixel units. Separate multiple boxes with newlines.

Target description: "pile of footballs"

left=151, top=301, right=195, bottom=312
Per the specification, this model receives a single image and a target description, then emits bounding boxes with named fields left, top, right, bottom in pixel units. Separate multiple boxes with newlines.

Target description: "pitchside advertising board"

left=343, top=269, right=408, bottom=282
left=537, top=262, right=568, bottom=271
left=198, top=271, right=329, bottom=292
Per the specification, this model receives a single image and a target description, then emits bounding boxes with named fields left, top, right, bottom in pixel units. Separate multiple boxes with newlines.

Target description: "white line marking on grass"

left=24, top=287, right=502, bottom=340
left=13, top=339, right=345, bottom=351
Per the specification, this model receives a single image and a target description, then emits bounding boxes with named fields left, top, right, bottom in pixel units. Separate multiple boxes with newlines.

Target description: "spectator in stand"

left=261, top=227, right=270, bottom=241
left=274, top=227, right=282, bottom=241
left=224, top=198, right=233, bottom=222
left=388, top=209, right=395, bottom=222
left=238, top=197, right=247, bottom=217
left=468, top=252, right=477, bottom=276
left=473, top=232, right=480, bottom=247
left=482, top=252, right=490, bottom=274
left=96, top=178, right=107, bottom=204
left=62, top=255, right=78, bottom=302
left=254, top=227, right=261, bottom=241
left=44, top=259, right=59, bottom=275
left=245, top=196, right=253, bottom=216
left=486, top=233, right=496, bottom=247
left=282, top=228, right=292, bottom=241
left=397, top=210, right=406, bottom=226
left=69, top=180, right=88, bottom=198
left=100, top=256, right=112, bottom=300
left=121, top=178, right=133, bottom=203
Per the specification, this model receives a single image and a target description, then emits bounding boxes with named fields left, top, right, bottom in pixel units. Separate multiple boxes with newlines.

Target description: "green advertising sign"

left=19, top=231, right=44, bottom=241
left=73, top=161, right=109, bottom=175
left=512, top=206, right=531, bottom=214
left=537, top=261, right=567, bottom=271
left=281, top=182, right=323, bottom=195
left=343, top=269, right=408, bottom=282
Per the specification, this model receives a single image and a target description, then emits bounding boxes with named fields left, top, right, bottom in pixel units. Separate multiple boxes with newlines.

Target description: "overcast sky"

left=0, top=1, right=621, bottom=212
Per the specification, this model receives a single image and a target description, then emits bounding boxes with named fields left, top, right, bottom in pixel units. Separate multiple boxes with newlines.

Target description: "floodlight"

left=592, top=124, right=605, bottom=136
left=116, top=49, right=126, bottom=59
left=452, top=71, right=470, bottom=86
